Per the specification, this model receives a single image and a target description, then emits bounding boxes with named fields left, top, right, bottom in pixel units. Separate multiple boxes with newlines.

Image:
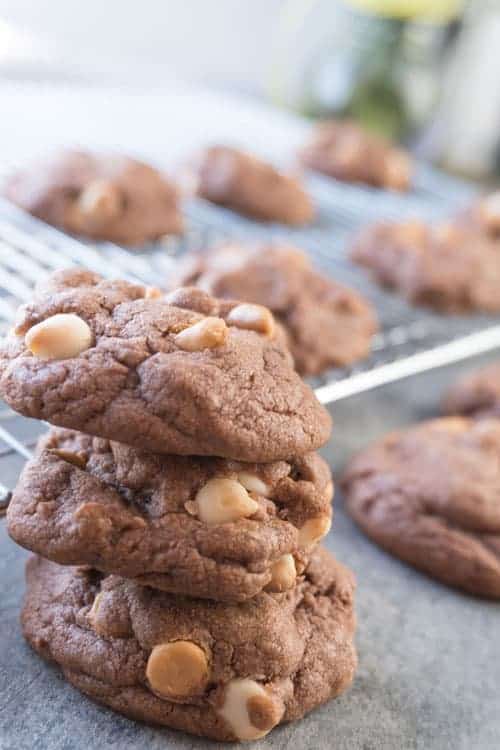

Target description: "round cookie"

left=342, top=417, right=500, bottom=598
left=352, top=213, right=500, bottom=313
left=0, top=269, right=331, bottom=461
left=299, top=119, right=412, bottom=191
left=22, top=548, right=357, bottom=742
left=170, top=242, right=378, bottom=376
left=8, top=427, right=333, bottom=601
left=443, top=362, right=500, bottom=418
left=4, top=149, right=183, bottom=246
left=187, top=145, right=314, bottom=225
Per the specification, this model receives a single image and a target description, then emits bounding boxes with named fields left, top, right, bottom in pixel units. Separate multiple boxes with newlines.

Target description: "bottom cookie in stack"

left=22, top=547, right=357, bottom=742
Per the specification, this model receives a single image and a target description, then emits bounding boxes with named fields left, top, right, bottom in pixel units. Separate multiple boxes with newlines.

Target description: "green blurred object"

left=346, top=0, right=463, bottom=21
left=272, top=0, right=464, bottom=143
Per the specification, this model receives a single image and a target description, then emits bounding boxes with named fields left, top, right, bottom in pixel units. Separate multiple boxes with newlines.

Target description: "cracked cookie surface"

left=0, top=270, right=331, bottom=461
left=22, top=547, right=356, bottom=742
left=170, top=243, right=378, bottom=375
left=8, top=427, right=333, bottom=601
left=342, top=417, right=500, bottom=597
left=4, top=149, right=183, bottom=245
left=188, top=145, right=314, bottom=225
left=299, top=119, right=412, bottom=191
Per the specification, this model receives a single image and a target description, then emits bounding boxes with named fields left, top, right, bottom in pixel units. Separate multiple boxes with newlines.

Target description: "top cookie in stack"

left=0, top=269, right=330, bottom=461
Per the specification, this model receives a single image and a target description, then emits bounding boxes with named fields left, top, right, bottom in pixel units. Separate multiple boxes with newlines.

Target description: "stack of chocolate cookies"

left=1, top=269, right=357, bottom=742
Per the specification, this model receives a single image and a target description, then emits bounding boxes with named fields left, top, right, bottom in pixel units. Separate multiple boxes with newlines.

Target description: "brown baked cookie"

left=299, top=119, right=412, bottom=191
left=188, top=145, right=314, bottom=225
left=170, top=243, right=378, bottom=375
left=8, top=427, right=333, bottom=601
left=443, top=362, right=500, bottom=418
left=342, top=417, right=500, bottom=598
left=352, top=217, right=500, bottom=313
left=22, top=548, right=356, bottom=742
left=4, top=149, right=183, bottom=245
left=0, top=270, right=331, bottom=461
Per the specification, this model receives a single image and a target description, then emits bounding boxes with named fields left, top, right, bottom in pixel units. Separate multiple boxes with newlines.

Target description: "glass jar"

left=271, top=0, right=463, bottom=142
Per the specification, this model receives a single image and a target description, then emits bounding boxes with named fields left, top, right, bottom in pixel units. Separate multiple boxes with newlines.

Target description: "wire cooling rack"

left=0, top=162, right=499, bottom=509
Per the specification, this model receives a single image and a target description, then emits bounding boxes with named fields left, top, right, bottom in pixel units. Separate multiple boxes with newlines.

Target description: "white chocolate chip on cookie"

left=174, top=317, right=227, bottom=351
left=237, top=472, right=270, bottom=496
left=191, top=478, right=258, bottom=524
left=87, top=592, right=103, bottom=631
left=146, top=641, right=209, bottom=699
left=227, top=303, right=275, bottom=337
left=323, top=480, right=334, bottom=503
left=298, top=515, right=331, bottom=547
left=267, top=554, right=296, bottom=593
left=78, top=179, right=122, bottom=220
left=25, top=314, right=92, bottom=360
left=478, top=192, right=500, bottom=233
left=217, top=678, right=283, bottom=741
left=145, top=286, right=162, bottom=299
left=383, top=150, right=412, bottom=191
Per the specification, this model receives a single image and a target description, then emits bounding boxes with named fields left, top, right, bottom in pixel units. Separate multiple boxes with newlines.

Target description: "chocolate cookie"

left=22, top=548, right=356, bottom=742
left=188, top=145, right=314, bottom=225
left=9, top=427, right=333, bottom=601
left=0, top=270, right=331, bottom=461
left=443, top=362, right=500, bottom=418
left=342, top=417, right=500, bottom=597
left=352, top=217, right=500, bottom=313
left=170, top=243, right=378, bottom=375
left=299, top=119, right=412, bottom=191
left=4, top=149, right=183, bottom=245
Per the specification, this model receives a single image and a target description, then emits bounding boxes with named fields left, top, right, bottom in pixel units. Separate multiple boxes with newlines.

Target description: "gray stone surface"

left=1, top=355, right=500, bottom=750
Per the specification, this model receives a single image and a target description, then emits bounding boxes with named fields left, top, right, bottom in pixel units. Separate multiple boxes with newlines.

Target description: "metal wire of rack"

left=0, top=163, right=498, bottom=507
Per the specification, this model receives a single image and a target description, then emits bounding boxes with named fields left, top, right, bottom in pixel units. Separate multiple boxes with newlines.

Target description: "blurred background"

left=0, top=0, right=499, bottom=179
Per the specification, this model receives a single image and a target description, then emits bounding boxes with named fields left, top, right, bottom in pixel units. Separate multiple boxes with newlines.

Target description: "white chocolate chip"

left=324, top=480, right=334, bottom=503
left=298, top=515, right=331, bottom=547
left=25, top=313, right=92, bottom=360
left=226, top=303, right=275, bottom=337
left=383, top=150, right=412, bottom=191
left=174, top=317, right=227, bottom=351
left=50, top=448, right=87, bottom=469
left=87, top=592, right=103, bottom=630
left=237, top=472, right=270, bottom=496
left=78, top=179, right=122, bottom=219
left=145, top=286, right=162, bottom=299
left=217, top=678, right=281, bottom=741
left=479, top=192, right=500, bottom=231
left=192, top=477, right=258, bottom=525
left=146, top=641, right=209, bottom=699
left=267, top=554, right=296, bottom=593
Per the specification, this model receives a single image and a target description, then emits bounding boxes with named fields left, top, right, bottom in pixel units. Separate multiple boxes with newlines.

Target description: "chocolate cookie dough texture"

left=352, top=192, right=500, bottom=313
left=299, top=119, right=413, bottom=191
left=342, top=417, right=500, bottom=598
left=4, top=149, right=183, bottom=245
left=188, top=145, right=315, bottom=225
left=170, top=242, right=378, bottom=376
left=5, top=268, right=354, bottom=740
left=23, top=549, right=357, bottom=742
left=0, top=269, right=331, bottom=461
left=8, top=428, right=334, bottom=601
